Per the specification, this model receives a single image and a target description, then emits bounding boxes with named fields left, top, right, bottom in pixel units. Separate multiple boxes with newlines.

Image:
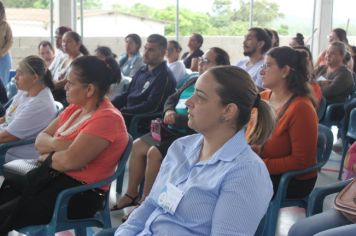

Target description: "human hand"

left=52, top=138, right=72, bottom=152
left=39, top=153, right=50, bottom=162
left=163, top=110, right=176, bottom=125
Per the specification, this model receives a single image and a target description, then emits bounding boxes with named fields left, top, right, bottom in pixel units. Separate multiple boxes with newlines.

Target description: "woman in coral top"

left=258, top=46, right=318, bottom=198
left=0, top=56, right=128, bottom=234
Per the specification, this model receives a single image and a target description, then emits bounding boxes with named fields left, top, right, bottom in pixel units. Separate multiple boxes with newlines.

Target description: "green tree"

left=233, top=0, right=283, bottom=27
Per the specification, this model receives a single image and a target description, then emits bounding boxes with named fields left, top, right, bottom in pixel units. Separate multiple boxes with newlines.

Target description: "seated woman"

left=112, top=47, right=231, bottom=213
left=289, top=33, right=305, bottom=47
left=256, top=46, right=318, bottom=198
left=52, top=31, right=89, bottom=104
left=115, top=66, right=275, bottom=235
left=0, top=56, right=128, bottom=234
left=118, top=33, right=144, bottom=78
left=166, top=40, right=186, bottom=86
left=316, top=41, right=354, bottom=104
left=181, top=33, right=204, bottom=72
left=1, top=55, right=56, bottom=162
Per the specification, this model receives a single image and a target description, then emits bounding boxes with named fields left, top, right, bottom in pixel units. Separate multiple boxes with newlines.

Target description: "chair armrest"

left=128, top=112, right=162, bottom=138
left=274, top=164, right=321, bottom=204
left=307, top=179, right=352, bottom=216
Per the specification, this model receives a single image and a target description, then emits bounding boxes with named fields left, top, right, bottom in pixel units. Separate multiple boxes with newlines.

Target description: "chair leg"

left=116, top=170, right=125, bottom=194
left=75, top=227, right=87, bottom=236
left=264, top=203, right=279, bottom=236
left=338, top=139, right=349, bottom=180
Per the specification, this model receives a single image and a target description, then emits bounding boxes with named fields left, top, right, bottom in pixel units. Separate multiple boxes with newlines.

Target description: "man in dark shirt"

left=112, top=34, right=176, bottom=127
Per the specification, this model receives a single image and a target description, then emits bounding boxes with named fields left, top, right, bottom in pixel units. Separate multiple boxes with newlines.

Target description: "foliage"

left=113, top=0, right=285, bottom=36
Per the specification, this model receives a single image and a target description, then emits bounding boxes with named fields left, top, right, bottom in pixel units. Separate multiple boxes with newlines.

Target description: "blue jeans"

left=288, top=209, right=356, bottom=236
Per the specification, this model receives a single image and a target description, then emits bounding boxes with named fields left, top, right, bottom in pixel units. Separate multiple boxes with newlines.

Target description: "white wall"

left=10, top=36, right=356, bottom=68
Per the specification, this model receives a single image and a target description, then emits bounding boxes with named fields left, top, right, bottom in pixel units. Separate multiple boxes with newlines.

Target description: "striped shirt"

left=115, top=130, right=273, bottom=236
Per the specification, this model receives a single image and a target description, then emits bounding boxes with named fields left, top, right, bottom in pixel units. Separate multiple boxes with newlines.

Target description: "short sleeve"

left=81, top=113, right=126, bottom=143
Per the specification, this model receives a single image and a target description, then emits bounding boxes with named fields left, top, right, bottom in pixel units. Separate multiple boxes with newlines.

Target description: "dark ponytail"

left=80, top=45, right=89, bottom=56
left=43, top=69, right=54, bottom=89
left=105, top=57, right=121, bottom=85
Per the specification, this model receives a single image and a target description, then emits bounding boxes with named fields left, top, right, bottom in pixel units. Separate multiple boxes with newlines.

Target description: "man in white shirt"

left=236, top=27, right=272, bottom=88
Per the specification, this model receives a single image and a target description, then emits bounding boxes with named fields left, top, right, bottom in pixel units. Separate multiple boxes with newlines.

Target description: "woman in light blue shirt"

left=115, top=66, right=275, bottom=235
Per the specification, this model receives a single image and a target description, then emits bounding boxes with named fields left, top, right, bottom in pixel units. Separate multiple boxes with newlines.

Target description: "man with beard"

left=236, top=27, right=272, bottom=87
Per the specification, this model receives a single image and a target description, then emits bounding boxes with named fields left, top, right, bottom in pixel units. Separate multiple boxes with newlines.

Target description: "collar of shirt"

left=139, top=61, right=167, bottom=77
left=180, top=129, right=249, bottom=168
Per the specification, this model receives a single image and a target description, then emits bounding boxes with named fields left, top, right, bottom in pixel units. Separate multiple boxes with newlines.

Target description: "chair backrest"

left=317, top=96, right=327, bottom=121
left=5, top=78, right=17, bottom=100
left=316, top=124, right=334, bottom=167
left=347, top=108, right=356, bottom=140
left=176, top=71, right=199, bottom=89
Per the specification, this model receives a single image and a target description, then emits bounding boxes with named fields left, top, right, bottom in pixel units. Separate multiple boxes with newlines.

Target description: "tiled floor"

left=1, top=126, right=345, bottom=236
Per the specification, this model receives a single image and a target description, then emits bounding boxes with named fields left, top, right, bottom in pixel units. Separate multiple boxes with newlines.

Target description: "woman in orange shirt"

left=258, top=46, right=318, bottom=198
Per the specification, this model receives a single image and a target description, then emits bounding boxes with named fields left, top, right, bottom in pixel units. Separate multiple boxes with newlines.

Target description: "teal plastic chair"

left=127, top=112, right=162, bottom=140
left=320, top=102, right=345, bottom=128
left=176, top=72, right=199, bottom=89
left=307, top=179, right=352, bottom=216
left=16, top=135, right=133, bottom=236
left=317, top=97, right=327, bottom=122
left=260, top=124, right=334, bottom=236
left=339, top=108, right=356, bottom=180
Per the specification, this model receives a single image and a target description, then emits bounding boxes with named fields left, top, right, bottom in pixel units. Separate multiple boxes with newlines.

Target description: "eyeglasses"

left=198, top=57, right=210, bottom=65
left=260, top=63, right=271, bottom=70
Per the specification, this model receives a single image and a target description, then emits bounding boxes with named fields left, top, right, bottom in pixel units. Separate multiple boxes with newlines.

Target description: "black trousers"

left=271, top=175, right=317, bottom=199
left=0, top=174, right=105, bottom=235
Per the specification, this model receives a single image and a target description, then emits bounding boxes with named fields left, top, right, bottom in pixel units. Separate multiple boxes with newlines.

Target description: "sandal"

left=121, top=203, right=140, bottom=222
left=110, top=193, right=139, bottom=211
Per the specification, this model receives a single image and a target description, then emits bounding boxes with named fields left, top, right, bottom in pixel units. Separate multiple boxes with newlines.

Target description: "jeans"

left=288, top=209, right=356, bottom=236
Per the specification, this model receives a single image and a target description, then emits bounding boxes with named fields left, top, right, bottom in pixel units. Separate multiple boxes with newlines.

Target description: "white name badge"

left=157, top=183, right=184, bottom=215
left=176, top=99, right=188, bottom=109
left=317, top=75, right=327, bottom=81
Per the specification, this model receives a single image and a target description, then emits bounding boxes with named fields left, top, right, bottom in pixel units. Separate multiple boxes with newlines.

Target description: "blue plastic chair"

left=16, top=135, right=133, bottom=236
left=117, top=112, right=163, bottom=194
left=260, top=124, right=334, bottom=236
left=7, top=69, right=16, bottom=85
left=127, top=112, right=162, bottom=140
left=5, top=77, right=17, bottom=100
left=339, top=108, right=356, bottom=180
left=176, top=71, right=199, bottom=89
left=320, top=102, right=345, bottom=128
left=317, top=96, right=327, bottom=122
left=307, top=179, right=352, bottom=216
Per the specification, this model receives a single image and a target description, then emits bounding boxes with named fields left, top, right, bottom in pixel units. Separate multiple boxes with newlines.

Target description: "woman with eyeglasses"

left=166, top=40, right=186, bottom=86
left=0, top=56, right=128, bottom=234
left=111, top=48, right=231, bottom=218
left=256, top=46, right=318, bottom=198
left=0, top=55, right=57, bottom=162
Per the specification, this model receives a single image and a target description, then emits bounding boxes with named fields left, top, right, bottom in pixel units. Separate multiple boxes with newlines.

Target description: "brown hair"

left=208, top=66, right=275, bottom=145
